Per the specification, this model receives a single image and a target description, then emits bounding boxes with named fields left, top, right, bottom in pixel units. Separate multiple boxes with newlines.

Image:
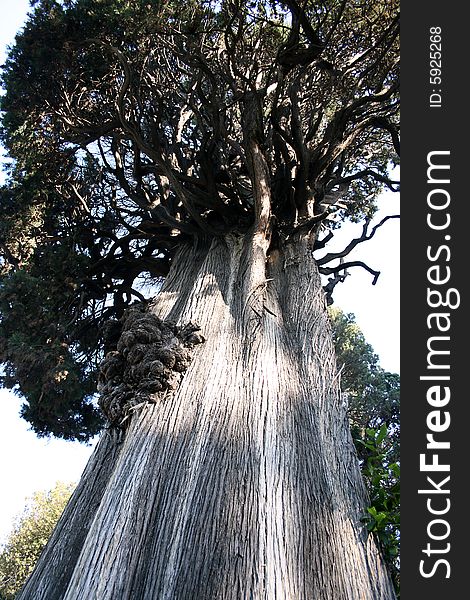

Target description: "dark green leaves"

left=0, top=1, right=399, bottom=441
left=360, top=425, right=400, bottom=593
left=0, top=250, right=103, bottom=441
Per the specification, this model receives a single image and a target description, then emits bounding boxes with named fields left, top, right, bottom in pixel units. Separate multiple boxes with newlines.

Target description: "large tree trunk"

left=19, top=232, right=395, bottom=599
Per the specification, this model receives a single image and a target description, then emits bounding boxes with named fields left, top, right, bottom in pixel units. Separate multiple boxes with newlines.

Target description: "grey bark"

left=18, top=232, right=395, bottom=599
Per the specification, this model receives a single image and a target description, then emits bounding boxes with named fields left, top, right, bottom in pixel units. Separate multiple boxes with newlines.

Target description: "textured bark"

left=19, top=232, right=395, bottom=599
left=17, top=429, right=124, bottom=600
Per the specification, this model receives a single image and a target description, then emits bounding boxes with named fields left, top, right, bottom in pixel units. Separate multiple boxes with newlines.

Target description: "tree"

left=330, top=308, right=400, bottom=592
left=330, top=308, right=399, bottom=462
left=0, top=482, right=75, bottom=599
left=0, top=1, right=399, bottom=598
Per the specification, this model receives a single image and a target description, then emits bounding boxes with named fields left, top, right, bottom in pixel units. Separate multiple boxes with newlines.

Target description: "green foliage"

left=0, top=248, right=104, bottom=441
left=0, top=0, right=398, bottom=440
left=330, top=307, right=399, bottom=462
left=329, top=307, right=400, bottom=594
left=359, top=425, right=400, bottom=595
left=0, top=150, right=117, bottom=440
left=0, top=482, right=75, bottom=599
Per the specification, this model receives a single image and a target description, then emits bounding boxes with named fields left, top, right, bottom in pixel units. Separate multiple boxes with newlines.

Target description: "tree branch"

left=319, top=260, right=380, bottom=285
left=328, top=169, right=400, bottom=192
left=317, top=214, right=399, bottom=265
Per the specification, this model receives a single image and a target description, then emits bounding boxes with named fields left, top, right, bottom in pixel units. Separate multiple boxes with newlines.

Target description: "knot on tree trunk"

left=98, top=304, right=204, bottom=427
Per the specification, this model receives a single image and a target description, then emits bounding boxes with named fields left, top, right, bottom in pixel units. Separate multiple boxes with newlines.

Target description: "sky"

left=0, top=2, right=400, bottom=545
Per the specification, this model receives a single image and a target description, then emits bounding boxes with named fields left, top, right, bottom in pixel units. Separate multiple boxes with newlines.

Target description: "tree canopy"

left=0, top=0, right=399, bottom=440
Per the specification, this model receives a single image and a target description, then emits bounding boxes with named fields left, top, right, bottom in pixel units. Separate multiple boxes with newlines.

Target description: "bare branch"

left=329, top=169, right=400, bottom=192
left=323, top=269, right=349, bottom=306
left=282, top=0, right=325, bottom=52
left=317, top=214, right=399, bottom=266
left=319, top=260, right=380, bottom=285
left=313, top=230, right=334, bottom=250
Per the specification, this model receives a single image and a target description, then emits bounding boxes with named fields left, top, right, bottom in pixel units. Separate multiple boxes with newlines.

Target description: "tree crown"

left=0, top=0, right=399, bottom=439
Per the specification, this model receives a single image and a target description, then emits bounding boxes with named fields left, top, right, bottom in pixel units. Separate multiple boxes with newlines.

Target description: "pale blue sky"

left=0, top=2, right=400, bottom=544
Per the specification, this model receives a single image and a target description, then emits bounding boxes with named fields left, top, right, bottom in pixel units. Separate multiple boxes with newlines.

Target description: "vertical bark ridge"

left=22, top=233, right=395, bottom=599
left=17, top=429, right=125, bottom=600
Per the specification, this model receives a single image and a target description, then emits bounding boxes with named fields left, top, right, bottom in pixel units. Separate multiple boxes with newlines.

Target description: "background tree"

left=330, top=307, right=399, bottom=461
left=0, top=1, right=399, bottom=598
left=0, top=482, right=75, bottom=600
left=330, top=308, right=400, bottom=592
